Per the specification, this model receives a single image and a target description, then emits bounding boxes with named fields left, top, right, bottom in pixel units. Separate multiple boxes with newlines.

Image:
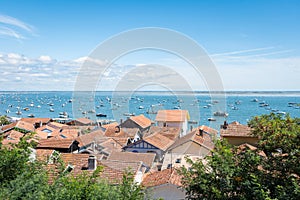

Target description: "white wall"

left=146, top=184, right=185, bottom=200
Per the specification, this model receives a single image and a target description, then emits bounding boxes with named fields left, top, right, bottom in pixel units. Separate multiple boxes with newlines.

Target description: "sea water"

left=1, top=91, right=300, bottom=130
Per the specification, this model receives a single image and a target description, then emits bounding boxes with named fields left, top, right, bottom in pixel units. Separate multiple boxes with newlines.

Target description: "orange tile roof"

left=69, top=118, right=94, bottom=125
left=144, top=132, right=175, bottom=151
left=2, top=130, right=24, bottom=146
left=76, top=129, right=105, bottom=146
left=169, top=126, right=216, bottom=151
left=108, top=151, right=155, bottom=168
left=129, top=114, right=151, bottom=128
left=142, top=168, right=182, bottom=187
left=111, top=137, right=129, bottom=147
left=98, top=138, right=123, bottom=154
left=37, top=139, right=75, bottom=149
left=1, top=121, right=35, bottom=133
left=99, top=160, right=142, bottom=184
left=102, top=122, right=119, bottom=129
left=20, top=118, right=51, bottom=125
left=35, top=125, right=61, bottom=140
left=144, top=126, right=180, bottom=140
left=155, top=110, right=190, bottom=122
left=36, top=149, right=54, bottom=161
left=47, top=122, right=68, bottom=129
left=220, top=121, right=254, bottom=137
left=60, top=129, right=79, bottom=139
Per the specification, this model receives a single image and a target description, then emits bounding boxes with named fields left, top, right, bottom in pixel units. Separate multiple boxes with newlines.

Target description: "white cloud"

left=0, top=14, right=33, bottom=33
left=0, top=14, right=35, bottom=40
left=0, top=50, right=299, bottom=91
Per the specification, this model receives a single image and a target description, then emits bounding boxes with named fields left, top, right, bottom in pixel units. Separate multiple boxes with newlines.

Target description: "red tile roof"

left=155, top=110, right=190, bottom=122
left=129, top=115, right=151, bottom=128
left=108, top=151, right=155, bottom=168
left=220, top=121, right=254, bottom=137
left=144, top=126, right=180, bottom=140
left=142, top=168, right=182, bottom=187
left=37, top=139, right=75, bottom=149
left=68, top=118, right=94, bottom=125
left=144, top=132, right=175, bottom=151
left=169, top=126, right=216, bottom=151
left=1, top=121, right=35, bottom=133
left=76, top=129, right=105, bottom=146
left=20, top=118, right=51, bottom=125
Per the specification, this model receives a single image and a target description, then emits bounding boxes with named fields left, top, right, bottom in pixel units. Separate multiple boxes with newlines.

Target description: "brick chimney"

left=88, top=155, right=97, bottom=170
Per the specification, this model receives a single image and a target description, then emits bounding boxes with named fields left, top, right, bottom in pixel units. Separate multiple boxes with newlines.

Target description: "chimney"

left=199, top=128, right=203, bottom=137
left=190, top=125, right=193, bottom=131
left=120, top=119, right=123, bottom=124
left=115, top=126, right=121, bottom=133
left=222, top=121, right=228, bottom=129
left=88, top=155, right=97, bottom=170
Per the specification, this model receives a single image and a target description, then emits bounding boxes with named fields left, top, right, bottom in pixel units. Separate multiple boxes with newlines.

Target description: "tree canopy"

left=180, top=113, right=300, bottom=200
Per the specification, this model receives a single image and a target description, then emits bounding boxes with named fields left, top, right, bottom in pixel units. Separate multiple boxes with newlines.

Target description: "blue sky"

left=0, top=0, right=300, bottom=91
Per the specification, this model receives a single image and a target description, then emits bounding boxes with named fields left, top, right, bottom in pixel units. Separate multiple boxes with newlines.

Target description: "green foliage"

left=0, top=115, right=10, bottom=125
left=0, top=138, right=145, bottom=200
left=180, top=113, right=300, bottom=200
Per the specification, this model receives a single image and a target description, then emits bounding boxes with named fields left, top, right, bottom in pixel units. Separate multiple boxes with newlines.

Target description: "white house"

left=142, top=168, right=185, bottom=200
left=155, top=110, right=190, bottom=137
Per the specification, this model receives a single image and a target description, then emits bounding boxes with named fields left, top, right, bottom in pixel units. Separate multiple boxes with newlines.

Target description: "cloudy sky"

left=0, top=0, right=300, bottom=91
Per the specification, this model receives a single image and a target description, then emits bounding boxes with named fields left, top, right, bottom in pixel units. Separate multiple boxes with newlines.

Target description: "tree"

left=180, top=113, right=300, bottom=200
left=0, top=115, right=10, bottom=126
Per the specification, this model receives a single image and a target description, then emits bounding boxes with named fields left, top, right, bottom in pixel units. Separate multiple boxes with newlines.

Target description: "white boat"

left=123, top=112, right=135, bottom=116
left=49, top=108, right=55, bottom=112
left=6, top=109, right=10, bottom=113
left=28, top=113, right=35, bottom=118
left=138, top=106, right=144, bottom=109
left=213, top=111, right=229, bottom=117
left=16, top=110, right=22, bottom=115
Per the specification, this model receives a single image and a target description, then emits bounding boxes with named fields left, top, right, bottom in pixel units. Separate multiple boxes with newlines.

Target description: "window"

left=175, top=158, right=182, bottom=163
left=167, top=164, right=172, bottom=169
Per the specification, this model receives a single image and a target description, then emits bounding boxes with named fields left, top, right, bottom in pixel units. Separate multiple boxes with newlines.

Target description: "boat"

left=28, top=114, right=35, bottom=118
left=88, top=110, right=96, bottom=113
left=23, top=107, right=30, bottom=111
left=208, top=118, right=216, bottom=121
left=123, top=112, right=135, bottom=116
left=138, top=106, right=144, bottom=109
left=213, top=111, right=229, bottom=117
left=96, top=113, right=107, bottom=117
left=6, top=109, right=10, bottom=113
left=188, top=120, right=198, bottom=124
left=16, top=110, right=22, bottom=115
left=251, top=98, right=259, bottom=102
left=37, top=105, right=41, bottom=108
left=49, top=108, right=55, bottom=112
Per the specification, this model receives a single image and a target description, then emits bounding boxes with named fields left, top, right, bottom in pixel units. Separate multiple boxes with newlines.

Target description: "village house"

left=67, top=118, right=94, bottom=126
left=142, top=168, right=184, bottom=200
left=103, top=122, right=142, bottom=145
left=155, top=110, right=190, bottom=137
left=162, top=125, right=217, bottom=170
left=36, top=138, right=80, bottom=153
left=108, top=151, right=156, bottom=171
left=76, top=129, right=123, bottom=157
left=220, top=121, right=259, bottom=146
left=123, top=127, right=178, bottom=162
left=20, top=118, right=52, bottom=128
left=120, top=114, right=152, bottom=132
